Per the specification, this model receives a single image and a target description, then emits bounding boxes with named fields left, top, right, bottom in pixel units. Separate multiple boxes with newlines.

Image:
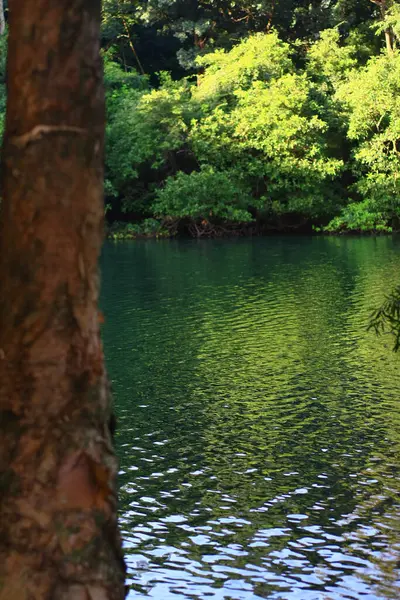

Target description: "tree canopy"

left=2, top=0, right=400, bottom=237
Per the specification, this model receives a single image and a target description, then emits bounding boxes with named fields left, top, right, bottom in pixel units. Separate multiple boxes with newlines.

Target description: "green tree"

left=97, top=0, right=400, bottom=235
left=327, top=51, right=400, bottom=232
left=194, top=32, right=292, bottom=104
left=153, top=167, right=254, bottom=235
left=101, top=0, right=378, bottom=73
left=307, top=28, right=358, bottom=87
left=102, top=0, right=145, bottom=73
left=106, top=32, right=346, bottom=234
left=105, top=71, right=193, bottom=215
left=370, top=0, right=396, bottom=53
left=190, top=71, right=343, bottom=221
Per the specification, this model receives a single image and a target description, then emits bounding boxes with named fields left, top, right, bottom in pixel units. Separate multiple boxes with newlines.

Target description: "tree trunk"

left=370, top=0, right=394, bottom=53
left=0, top=0, right=5, bottom=36
left=384, top=26, right=394, bottom=53
left=0, top=1, right=126, bottom=599
left=121, top=17, right=145, bottom=75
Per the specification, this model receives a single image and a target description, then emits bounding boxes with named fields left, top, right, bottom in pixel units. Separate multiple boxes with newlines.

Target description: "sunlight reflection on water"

left=102, top=236, right=400, bottom=600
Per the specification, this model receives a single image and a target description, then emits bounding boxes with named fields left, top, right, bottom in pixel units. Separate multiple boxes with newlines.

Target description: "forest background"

left=1, top=0, right=400, bottom=238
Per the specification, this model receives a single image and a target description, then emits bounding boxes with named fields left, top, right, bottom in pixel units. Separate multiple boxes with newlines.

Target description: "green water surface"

left=101, top=236, right=400, bottom=600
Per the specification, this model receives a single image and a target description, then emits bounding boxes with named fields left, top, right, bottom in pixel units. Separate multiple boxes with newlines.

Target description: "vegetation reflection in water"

left=101, top=236, right=400, bottom=600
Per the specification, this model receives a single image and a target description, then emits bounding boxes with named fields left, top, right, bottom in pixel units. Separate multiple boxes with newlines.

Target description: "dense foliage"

left=2, top=2, right=400, bottom=236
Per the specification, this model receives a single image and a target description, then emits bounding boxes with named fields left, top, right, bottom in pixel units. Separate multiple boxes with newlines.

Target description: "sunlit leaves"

left=194, top=32, right=292, bottom=104
left=307, top=28, right=358, bottom=86
left=191, top=71, right=343, bottom=217
left=333, top=51, right=400, bottom=223
left=153, top=167, right=254, bottom=223
left=106, top=73, right=192, bottom=191
left=105, top=32, right=344, bottom=227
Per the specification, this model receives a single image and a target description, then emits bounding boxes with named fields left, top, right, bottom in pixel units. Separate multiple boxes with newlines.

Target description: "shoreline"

left=106, top=224, right=395, bottom=240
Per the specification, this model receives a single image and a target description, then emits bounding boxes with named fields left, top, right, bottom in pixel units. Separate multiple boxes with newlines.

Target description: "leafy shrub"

left=191, top=74, right=343, bottom=217
left=153, top=168, right=254, bottom=224
left=108, top=218, right=171, bottom=239
left=324, top=200, right=393, bottom=233
left=105, top=72, right=194, bottom=212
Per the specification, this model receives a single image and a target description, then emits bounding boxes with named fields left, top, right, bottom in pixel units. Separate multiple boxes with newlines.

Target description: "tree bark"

left=384, top=26, right=394, bottom=53
left=0, top=1, right=126, bottom=599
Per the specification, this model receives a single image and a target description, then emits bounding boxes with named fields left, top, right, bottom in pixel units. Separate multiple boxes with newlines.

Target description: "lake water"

left=101, top=236, right=400, bottom=600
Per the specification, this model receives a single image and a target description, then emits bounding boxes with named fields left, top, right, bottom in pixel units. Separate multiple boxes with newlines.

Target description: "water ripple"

left=101, top=236, right=400, bottom=599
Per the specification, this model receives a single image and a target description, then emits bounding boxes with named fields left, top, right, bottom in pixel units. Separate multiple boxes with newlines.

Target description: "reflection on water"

left=101, top=236, right=400, bottom=600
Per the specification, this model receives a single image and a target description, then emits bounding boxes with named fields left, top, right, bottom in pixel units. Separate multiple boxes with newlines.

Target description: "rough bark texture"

left=0, top=1, right=126, bottom=599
